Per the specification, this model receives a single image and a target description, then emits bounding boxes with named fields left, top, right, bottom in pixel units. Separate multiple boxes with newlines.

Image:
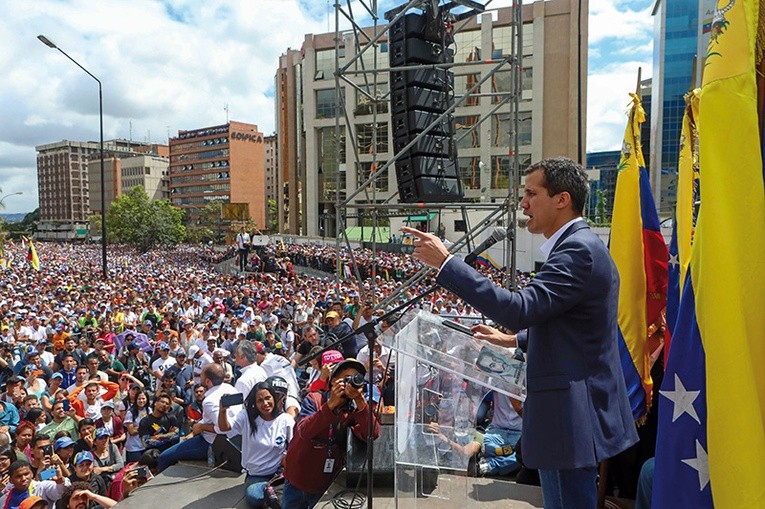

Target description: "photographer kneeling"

left=282, top=359, right=380, bottom=509
left=218, top=380, right=294, bottom=509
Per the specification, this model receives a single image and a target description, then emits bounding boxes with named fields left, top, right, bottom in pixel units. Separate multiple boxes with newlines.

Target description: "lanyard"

left=327, top=424, right=334, bottom=458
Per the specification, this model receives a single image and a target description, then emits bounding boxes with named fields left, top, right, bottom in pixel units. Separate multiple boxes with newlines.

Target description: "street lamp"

left=38, top=34, right=107, bottom=280
left=0, top=192, right=23, bottom=207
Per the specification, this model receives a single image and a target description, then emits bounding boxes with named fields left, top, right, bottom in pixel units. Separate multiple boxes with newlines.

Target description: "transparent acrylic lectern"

left=378, top=311, right=527, bottom=507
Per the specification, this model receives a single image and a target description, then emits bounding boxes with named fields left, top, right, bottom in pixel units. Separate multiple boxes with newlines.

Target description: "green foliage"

left=2, top=208, right=39, bottom=240
left=267, top=199, right=278, bottom=232
left=185, top=202, right=223, bottom=244
left=106, top=186, right=186, bottom=252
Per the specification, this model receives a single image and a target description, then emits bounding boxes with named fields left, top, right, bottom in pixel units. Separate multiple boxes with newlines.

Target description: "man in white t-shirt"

left=158, top=363, right=239, bottom=472
left=151, top=342, right=175, bottom=380
left=233, top=341, right=267, bottom=399
left=189, top=345, right=213, bottom=384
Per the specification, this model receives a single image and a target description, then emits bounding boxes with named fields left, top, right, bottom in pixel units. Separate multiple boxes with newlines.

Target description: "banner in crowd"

left=653, top=0, right=765, bottom=506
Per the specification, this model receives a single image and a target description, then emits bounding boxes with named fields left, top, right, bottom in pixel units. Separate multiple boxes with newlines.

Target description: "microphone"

left=463, top=227, right=507, bottom=266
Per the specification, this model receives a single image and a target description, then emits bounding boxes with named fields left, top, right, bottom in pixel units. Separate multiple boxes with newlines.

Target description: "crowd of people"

left=0, top=240, right=533, bottom=509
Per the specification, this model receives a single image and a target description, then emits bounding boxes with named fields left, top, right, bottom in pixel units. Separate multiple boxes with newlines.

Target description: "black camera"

left=344, top=373, right=365, bottom=389
left=42, top=444, right=52, bottom=457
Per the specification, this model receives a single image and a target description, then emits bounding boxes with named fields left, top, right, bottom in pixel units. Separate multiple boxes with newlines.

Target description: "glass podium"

left=378, top=311, right=526, bottom=506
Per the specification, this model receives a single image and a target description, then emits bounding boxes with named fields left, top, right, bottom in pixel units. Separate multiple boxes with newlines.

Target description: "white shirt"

left=151, top=356, right=174, bottom=376
left=192, top=352, right=213, bottom=383
left=539, top=217, right=585, bottom=259
left=202, top=383, right=240, bottom=444
left=357, top=343, right=395, bottom=383
left=260, top=353, right=300, bottom=400
left=234, top=362, right=268, bottom=400
left=227, top=412, right=294, bottom=477
left=236, top=232, right=251, bottom=250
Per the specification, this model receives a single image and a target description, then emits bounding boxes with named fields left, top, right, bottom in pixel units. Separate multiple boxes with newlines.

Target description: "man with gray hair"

left=233, top=340, right=267, bottom=399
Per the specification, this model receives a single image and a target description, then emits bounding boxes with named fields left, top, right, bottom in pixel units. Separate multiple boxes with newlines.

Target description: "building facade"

left=277, top=0, right=588, bottom=237
left=276, top=49, right=303, bottom=234
left=650, top=0, right=704, bottom=214
left=264, top=134, right=278, bottom=230
left=87, top=143, right=169, bottom=215
left=36, top=139, right=163, bottom=240
left=168, top=121, right=266, bottom=229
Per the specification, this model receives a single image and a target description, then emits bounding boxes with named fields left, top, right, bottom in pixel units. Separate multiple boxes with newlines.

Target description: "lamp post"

left=38, top=34, right=107, bottom=280
left=0, top=192, right=23, bottom=207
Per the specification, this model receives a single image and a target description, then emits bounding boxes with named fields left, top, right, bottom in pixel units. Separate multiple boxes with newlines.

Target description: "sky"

left=0, top=0, right=654, bottom=214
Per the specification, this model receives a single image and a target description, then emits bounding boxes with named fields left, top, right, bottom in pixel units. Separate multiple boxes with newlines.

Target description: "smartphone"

left=443, top=320, right=473, bottom=336
left=39, top=467, right=57, bottom=481
left=220, top=393, right=244, bottom=408
left=62, top=399, right=70, bottom=412
left=129, top=466, right=149, bottom=479
left=41, top=444, right=53, bottom=457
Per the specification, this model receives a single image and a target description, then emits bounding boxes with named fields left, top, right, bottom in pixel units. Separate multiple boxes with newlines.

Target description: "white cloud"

left=0, top=0, right=654, bottom=214
left=587, top=60, right=653, bottom=153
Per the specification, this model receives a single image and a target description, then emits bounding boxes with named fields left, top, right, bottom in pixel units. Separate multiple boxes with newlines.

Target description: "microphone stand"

left=299, top=282, right=440, bottom=509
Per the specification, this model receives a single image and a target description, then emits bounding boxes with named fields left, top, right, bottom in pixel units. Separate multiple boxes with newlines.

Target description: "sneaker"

left=478, top=459, right=490, bottom=476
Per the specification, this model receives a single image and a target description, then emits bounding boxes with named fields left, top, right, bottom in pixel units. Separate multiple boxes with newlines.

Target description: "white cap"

left=188, top=345, right=200, bottom=357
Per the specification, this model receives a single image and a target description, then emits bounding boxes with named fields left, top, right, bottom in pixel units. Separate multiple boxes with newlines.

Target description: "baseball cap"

left=101, top=400, right=115, bottom=409
left=330, top=358, right=366, bottom=380
left=50, top=372, right=63, bottom=380
left=54, top=437, right=76, bottom=451
left=255, top=342, right=266, bottom=354
left=95, top=428, right=110, bottom=439
left=74, top=451, right=95, bottom=465
left=325, top=311, right=340, bottom=320
left=18, top=496, right=44, bottom=509
left=188, top=345, right=200, bottom=357
left=159, top=342, right=170, bottom=350
left=143, top=320, right=153, bottom=326
left=321, top=350, right=344, bottom=365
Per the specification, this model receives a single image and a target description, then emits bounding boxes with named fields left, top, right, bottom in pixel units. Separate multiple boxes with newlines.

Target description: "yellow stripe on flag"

left=676, top=90, right=699, bottom=294
left=694, top=0, right=765, bottom=505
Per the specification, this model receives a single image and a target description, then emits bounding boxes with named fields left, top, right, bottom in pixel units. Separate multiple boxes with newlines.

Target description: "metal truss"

left=328, top=0, right=524, bottom=306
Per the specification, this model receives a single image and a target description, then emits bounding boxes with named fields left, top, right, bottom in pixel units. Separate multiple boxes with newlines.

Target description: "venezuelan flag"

left=654, top=1, right=765, bottom=506
left=609, top=93, right=668, bottom=422
left=25, top=237, right=40, bottom=271
left=666, top=90, right=700, bottom=361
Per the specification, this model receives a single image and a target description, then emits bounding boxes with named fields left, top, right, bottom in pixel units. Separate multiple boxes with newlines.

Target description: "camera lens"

left=345, top=373, right=365, bottom=388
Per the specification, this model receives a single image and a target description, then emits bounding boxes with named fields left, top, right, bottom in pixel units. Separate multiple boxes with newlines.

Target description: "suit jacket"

left=437, top=221, right=638, bottom=469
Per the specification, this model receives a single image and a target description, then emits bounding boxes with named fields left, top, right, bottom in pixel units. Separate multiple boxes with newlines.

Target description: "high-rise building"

left=36, top=139, right=163, bottom=240
left=88, top=143, right=170, bottom=214
left=264, top=134, right=278, bottom=230
left=276, top=49, right=303, bottom=234
left=586, top=78, right=652, bottom=223
left=650, top=0, right=706, bottom=214
left=277, top=0, right=588, bottom=237
left=168, top=121, right=266, bottom=229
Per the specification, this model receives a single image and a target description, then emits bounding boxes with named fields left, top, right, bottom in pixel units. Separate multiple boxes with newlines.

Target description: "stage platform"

left=113, top=461, right=548, bottom=509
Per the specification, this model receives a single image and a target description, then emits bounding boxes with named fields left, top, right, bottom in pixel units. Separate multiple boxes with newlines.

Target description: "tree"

left=185, top=202, right=223, bottom=244
left=595, top=189, right=609, bottom=226
left=106, top=186, right=186, bottom=252
left=267, top=199, right=278, bottom=232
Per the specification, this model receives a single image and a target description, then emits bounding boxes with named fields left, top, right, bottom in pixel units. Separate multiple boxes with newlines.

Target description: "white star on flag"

left=681, top=439, right=710, bottom=491
left=668, top=253, right=679, bottom=268
left=659, top=373, right=701, bottom=424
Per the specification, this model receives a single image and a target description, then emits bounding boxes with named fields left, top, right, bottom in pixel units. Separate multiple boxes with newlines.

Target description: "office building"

left=277, top=0, right=588, bottom=236
left=168, top=121, right=266, bottom=229
left=650, top=0, right=705, bottom=214
left=264, top=134, right=278, bottom=230
left=88, top=143, right=170, bottom=214
left=36, top=139, right=163, bottom=240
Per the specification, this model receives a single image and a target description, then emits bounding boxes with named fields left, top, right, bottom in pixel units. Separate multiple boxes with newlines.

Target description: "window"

left=315, top=48, right=344, bottom=80
left=454, top=74, right=481, bottom=107
left=454, top=115, right=480, bottom=149
left=318, top=127, right=346, bottom=201
left=357, top=161, right=388, bottom=192
left=457, top=157, right=481, bottom=190
left=453, top=29, right=482, bottom=64
left=316, top=88, right=346, bottom=119
left=355, top=83, right=389, bottom=115
left=490, top=155, right=531, bottom=190
left=356, top=122, right=389, bottom=154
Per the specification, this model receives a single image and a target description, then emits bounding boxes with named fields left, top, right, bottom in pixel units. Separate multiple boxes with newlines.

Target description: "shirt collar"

left=539, top=217, right=585, bottom=259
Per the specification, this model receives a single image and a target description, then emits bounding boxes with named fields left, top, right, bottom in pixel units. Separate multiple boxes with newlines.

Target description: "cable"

left=129, top=461, right=230, bottom=492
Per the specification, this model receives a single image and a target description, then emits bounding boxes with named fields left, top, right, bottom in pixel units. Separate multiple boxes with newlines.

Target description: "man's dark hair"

left=75, top=365, right=88, bottom=374
left=59, top=481, right=91, bottom=509
left=201, top=363, right=224, bottom=386
left=8, top=460, right=31, bottom=476
left=138, top=448, right=160, bottom=469
left=30, top=433, right=50, bottom=448
left=526, top=157, right=589, bottom=215
left=155, top=393, right=173, bottom=405
left=77, top=418, right=95, bottom=431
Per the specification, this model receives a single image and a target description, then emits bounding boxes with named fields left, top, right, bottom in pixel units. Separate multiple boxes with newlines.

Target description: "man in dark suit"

left=402, top=157, right=638, bottom=509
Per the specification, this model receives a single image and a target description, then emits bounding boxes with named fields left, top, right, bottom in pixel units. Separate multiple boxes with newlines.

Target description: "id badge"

left=323, top=458, right=335, bottom=473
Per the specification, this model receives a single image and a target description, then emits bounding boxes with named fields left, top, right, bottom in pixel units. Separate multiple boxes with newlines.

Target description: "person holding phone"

left=28, top=434, right=68, bottom=480
left=0, top=461, right=70, bottom=509
left=218, top=381, right=294, bottom=508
